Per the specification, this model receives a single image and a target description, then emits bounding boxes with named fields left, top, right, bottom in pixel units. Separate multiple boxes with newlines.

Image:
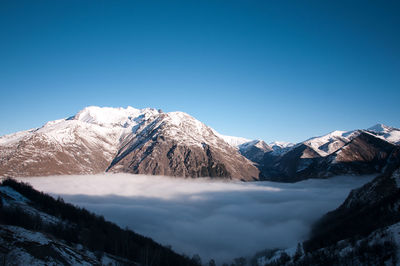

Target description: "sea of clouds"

left=17, top=174, right=374, bottom=264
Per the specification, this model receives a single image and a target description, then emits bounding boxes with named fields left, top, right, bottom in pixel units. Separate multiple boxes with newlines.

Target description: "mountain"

left=106, top=111, right=259, bottom=180
left=1, top=106, right=399, bottom=181
left=241, top=127, right=399, bottom=182
left=0, top=106, right=259, bottom=180
left=0, top=178, right=199, bottom=266
left=238, top=140, right=273, bottom=163
left=367, top=123, right=400, bottom=144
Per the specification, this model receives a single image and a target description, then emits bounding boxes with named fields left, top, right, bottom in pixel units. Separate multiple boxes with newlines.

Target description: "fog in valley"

left=17, top=174, right=374, bottom=263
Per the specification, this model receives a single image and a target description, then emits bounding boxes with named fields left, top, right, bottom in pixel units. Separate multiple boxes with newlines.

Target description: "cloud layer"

left=17, top=174, right=374, bottom=264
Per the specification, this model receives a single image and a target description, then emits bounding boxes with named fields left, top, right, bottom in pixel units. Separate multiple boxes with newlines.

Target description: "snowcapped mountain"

left=367, top=123, right=400, bottom=144
left=302, top=130, right=359, bottom=157
left=239, top=125, right=400, bottom=182
left=0, top=106, right=399, bottom=182
left=238, top=140, right=273, bottom=163
left=107, top=110, right=259, bottom=180
left=0, top=106, right=259, bottom=180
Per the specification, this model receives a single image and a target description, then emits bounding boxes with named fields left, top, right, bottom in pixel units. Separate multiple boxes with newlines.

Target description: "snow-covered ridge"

left=269, top=141, right=294, bottom=149
left=73, top=105, right=160, bottom=128
left=302, top=130, right=359, bottom=157
left=368, top=123, right=393, bottom=133
left=212, top=129, right=251, bottom=147
left=1, top=106, right=399, bottom=155
left=367, top=123, right=400, bottom=145
left=157, top=111, right=223, bottom=147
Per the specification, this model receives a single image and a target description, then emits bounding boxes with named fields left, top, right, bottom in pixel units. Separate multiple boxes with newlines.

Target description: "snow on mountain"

left=106, top=111, right=260, bottom=180
left=0, top=185, right=132, bottom=265
left=0, top=180, right=193, bottom=266
left=269, top=141, right=294, bottom=149
left=211, top=129, right=251, bottom=147
left=368, top=123, right=392, bottom=133
left=367, top=123, right=400, bottom=145
left=238, top=140, right=272, bottom=163
left=302, top=130, right=360, bottom=157
left=268, top=141, right=295, bottom=155
left=160, top=111, right=224, bottom=147
left=1, top=105, right=399, bottom=181
left=0, top=129, right=36, bottom=146
left=73, top=105, right=160, bottom=128
left=254, top=221, right=400, bottom=266
left=0, top=106, right=259, bottom=179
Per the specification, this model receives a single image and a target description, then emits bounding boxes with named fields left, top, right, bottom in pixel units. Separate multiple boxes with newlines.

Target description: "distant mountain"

left=367, top=123, right=400, bottom=145
left=0, top=106, right=259, bottom=180
left=237, top=126, right=400, bottom=182
left=238, top=140, right=272, bottom=163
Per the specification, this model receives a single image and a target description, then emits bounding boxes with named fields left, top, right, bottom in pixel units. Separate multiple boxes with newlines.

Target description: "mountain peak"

left=367, top=123, right=391, bottom=133
left=73, top=106, right=159, bottom=127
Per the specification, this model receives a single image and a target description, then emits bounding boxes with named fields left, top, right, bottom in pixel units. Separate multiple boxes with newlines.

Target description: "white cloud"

left=17, top=174, right=374, bottom=264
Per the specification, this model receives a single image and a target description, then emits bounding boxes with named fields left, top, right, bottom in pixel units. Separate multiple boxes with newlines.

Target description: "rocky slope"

left=304, top=146, right=400, bottom=251
left=252, top=147, right=400, bottom=265
left=0, top=106, right=259, bottom=180
left=107, top=111, right=259, bottom=180
left=239, top=127, right=399, bottom=182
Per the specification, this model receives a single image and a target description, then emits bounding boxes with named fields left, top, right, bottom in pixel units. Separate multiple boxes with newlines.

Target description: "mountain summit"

left=0, top=106, right=259, bottom=180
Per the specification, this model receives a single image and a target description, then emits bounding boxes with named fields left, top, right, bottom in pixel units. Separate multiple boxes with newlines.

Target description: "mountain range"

left=1, top=106, right=399, bottom=182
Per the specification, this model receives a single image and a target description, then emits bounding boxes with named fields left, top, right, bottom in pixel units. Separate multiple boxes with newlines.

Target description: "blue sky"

left=1, top=0, right=399, bottom=143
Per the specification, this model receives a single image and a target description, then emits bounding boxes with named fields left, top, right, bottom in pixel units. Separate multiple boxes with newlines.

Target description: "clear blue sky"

left=1, top=0, right=399, bottom=143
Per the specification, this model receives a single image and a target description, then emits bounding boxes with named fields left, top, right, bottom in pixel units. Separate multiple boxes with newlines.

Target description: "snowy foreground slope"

left=255, top=221, right=400, bottom=266
left=0, top=179, right=198, bottom=266
left=0, top=105, right=399, bottom=181
left=0, top=225, right=130, bottom=266
left=0, top=185, right=134, bottom=265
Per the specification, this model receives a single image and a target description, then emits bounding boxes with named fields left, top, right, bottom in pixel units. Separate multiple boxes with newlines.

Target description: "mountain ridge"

left=0, top=106, right=260, bottom=180
left=1, top=106, right=399, bottom=181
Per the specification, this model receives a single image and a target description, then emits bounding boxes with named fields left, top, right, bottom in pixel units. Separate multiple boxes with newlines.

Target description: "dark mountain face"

left=238, top=140, right=273, bottom=164
left=304, top=147, right=400, bottom=251
left=258, top=144, right=321, bottom=182
left=254, top=132, right=397, bottom=182
left=325, top=132, right=396, bottom=175
left=106, top=113, right=260, bottom=180
left=108, top=137, right=259, bottom=180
